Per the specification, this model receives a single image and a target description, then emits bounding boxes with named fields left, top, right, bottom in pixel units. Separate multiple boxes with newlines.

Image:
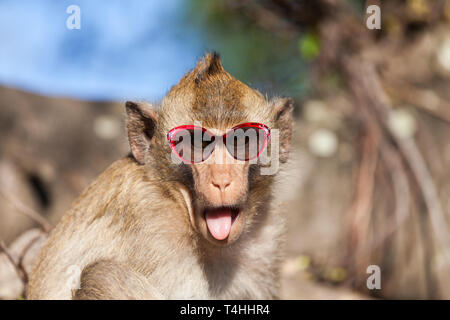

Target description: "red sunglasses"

left=167, top=122, right=271, bottom=164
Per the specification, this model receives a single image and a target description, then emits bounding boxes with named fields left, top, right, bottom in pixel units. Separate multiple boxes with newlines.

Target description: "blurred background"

left=1, top=0, right=450, bottom=299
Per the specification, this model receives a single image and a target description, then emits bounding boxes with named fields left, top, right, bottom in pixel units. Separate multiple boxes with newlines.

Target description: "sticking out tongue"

left=205, top=208, right=232, bottom=240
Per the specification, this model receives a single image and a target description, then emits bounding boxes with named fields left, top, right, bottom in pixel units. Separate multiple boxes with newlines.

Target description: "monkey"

left=26, top=52, right=294, bottom=300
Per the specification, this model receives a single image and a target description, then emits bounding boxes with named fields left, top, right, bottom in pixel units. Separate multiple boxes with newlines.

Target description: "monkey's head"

left=126, top=52, right=293, bottom=246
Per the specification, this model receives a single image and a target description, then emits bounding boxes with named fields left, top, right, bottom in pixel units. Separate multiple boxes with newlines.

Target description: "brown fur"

left=27, top=52, right=294, bottom=300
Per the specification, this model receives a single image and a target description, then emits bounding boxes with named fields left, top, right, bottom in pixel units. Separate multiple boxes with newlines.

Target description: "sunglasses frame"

left=167, top=122, right=271, bottom=164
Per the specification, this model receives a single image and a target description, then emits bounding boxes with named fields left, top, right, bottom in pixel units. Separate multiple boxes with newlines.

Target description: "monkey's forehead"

left=160, top=81, right=274, bottom=130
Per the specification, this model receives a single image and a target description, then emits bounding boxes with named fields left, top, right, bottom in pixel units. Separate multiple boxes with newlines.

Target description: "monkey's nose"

left=211, top=179, right=231, bottom=192
left=210, top=161, right=233, bottom=192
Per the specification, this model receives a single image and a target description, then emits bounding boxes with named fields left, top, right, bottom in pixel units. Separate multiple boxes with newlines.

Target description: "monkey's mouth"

left=203, top=206, right=240, bottom=241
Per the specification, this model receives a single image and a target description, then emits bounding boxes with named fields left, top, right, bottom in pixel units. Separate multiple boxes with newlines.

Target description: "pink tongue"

left=205, top=209, right=232, bottom=240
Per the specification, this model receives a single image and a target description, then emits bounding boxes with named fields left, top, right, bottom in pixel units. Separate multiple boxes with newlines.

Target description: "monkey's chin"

left=199, top=206, right=244, bottom=246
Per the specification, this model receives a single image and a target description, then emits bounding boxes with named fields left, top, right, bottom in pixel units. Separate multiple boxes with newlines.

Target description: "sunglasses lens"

left=171, top=128, right=215, bottom=163
left=225, top=126, right=268, bottom=161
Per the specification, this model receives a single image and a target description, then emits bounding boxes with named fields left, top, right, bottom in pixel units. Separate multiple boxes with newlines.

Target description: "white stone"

left=438, top=36, right=450, bottom=72
left=93, top=115, right=121, bottom=140
left=308, top=128, right=338, bottom=158
left=304, top=100, right=329, bottom=123
left=388, top=108, right=417, bottom=139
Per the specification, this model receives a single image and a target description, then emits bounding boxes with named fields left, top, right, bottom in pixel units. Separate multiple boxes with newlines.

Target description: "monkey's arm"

left=73, top=260, right=164, bottom=300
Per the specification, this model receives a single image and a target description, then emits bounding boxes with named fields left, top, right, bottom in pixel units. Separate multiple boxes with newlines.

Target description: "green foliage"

left=347, top=0, right=368, bottom=15
left=184, top=0, right=311, bottom=98
left=299, top=32, right=320, bottom=61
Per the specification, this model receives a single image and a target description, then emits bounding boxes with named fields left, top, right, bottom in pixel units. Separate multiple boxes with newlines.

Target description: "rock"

left=0, top=229, right=47, bottom=299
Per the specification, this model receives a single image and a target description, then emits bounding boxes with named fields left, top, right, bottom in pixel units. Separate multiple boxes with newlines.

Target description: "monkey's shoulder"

left=53, top=157, right=182, bottom=235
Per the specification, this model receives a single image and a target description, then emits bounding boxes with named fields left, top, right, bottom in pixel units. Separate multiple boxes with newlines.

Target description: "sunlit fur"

left=27, top=52, right=294, bottom=299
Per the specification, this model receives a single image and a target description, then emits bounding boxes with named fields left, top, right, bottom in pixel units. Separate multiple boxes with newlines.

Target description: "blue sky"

left=0, top=0, right=205, bottom=101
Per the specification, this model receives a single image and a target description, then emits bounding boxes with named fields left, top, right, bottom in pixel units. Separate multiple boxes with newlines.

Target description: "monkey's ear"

left=125, top=101, right=158, bottom=165
left=273, top=98, right=294, bottom=163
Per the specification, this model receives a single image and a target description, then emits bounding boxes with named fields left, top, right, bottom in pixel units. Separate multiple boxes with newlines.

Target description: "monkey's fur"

left=27, top=52, right=294, bottom=300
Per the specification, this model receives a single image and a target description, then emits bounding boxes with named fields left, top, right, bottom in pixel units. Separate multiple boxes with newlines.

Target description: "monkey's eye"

left=225, top=124, right=270, bottom=161
left=168, top=123, right=269, bottom=163
left=193, top=134, right=215, bottom=151
left=170, top=128, right=216, bottom=163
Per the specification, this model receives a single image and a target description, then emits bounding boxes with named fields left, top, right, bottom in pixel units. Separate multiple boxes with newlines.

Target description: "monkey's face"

left=166, top=123, right=273, bottom=245
left=126, top=52, right=294, bottom=247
